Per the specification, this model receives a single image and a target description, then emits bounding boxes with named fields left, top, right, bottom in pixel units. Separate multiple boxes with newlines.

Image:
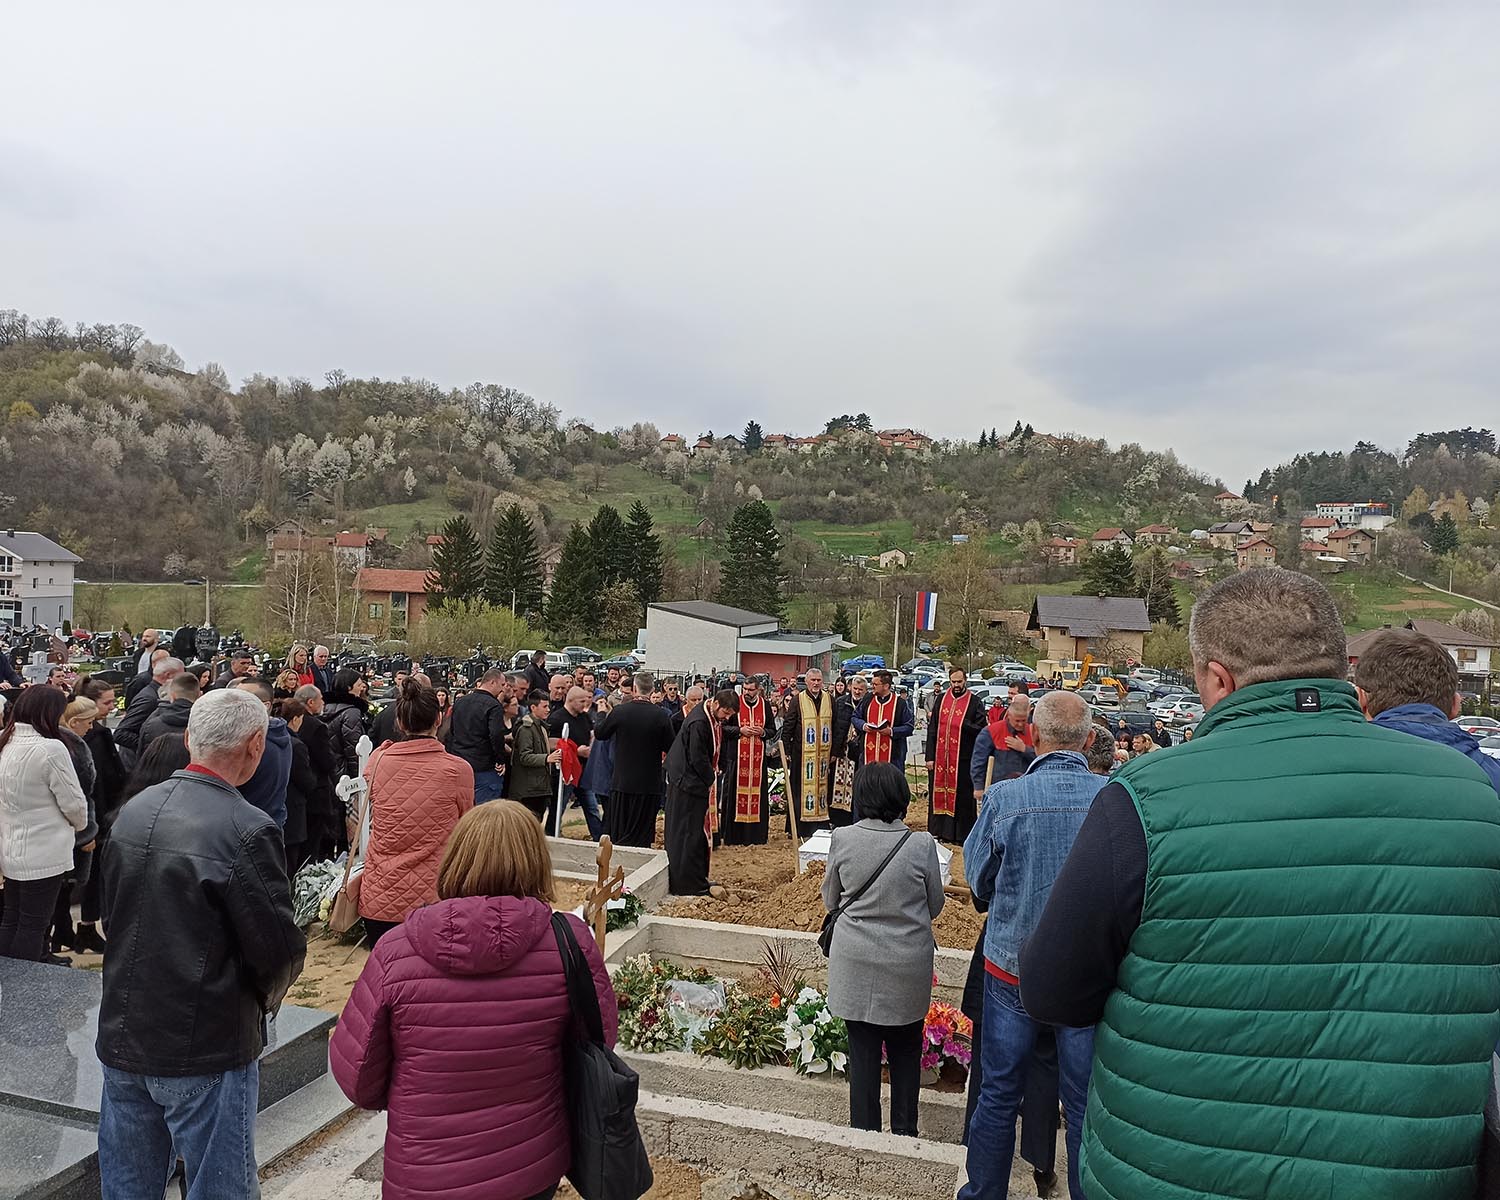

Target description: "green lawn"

left=75, top=582, right=263, bottom=636
left=1334, top=574, right=1472, bottom=632
left=352, top=497, right=458, bottom=540
left=788, top=519, right=914, bottom=559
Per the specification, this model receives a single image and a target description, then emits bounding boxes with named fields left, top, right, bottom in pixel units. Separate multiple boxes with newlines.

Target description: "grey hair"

left=1008, top=694, right=1031, bottom=713
left=313, top=644, right=329, bottom=655
left=1188, top=568, right=1346, bottom=686
left=153, top=656, right=184, bottom=680
left=187, top=688, right=268, bottom=759
left=293, top=684, right=322, bottom=703
left=1032, top=690, right=1093, bottom=750
left=685, top=684, right=705, bottom=702
left=805, top=668, right=824, bottom=680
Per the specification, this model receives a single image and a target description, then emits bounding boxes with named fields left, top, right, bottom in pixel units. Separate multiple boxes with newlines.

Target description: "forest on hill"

left=6, top=308, right=1500, bottom=654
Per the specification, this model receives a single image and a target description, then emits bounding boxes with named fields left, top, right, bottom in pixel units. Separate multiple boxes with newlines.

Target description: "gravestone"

left=0, top=959, right=336, bottom=1200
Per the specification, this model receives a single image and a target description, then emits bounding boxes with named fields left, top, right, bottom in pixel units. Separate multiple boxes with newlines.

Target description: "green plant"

left=782, top=987, right=849, bottom=1075
left=694, top=986, right=788, bottom=1071
left=758, top=937, right=815, bottom=1001
left=612, top=954, right=717, bottom=1053
left=606, top=890, right=646, bottom=933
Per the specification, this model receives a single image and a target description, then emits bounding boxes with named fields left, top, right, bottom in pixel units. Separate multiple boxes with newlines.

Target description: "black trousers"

left=846, top=1018, right=924, bottom=1137
left=362, top=918, right=401, bottom=946
left=664, top=784, right=710, bottom=895
left=0, top=874, right=66, bottom=962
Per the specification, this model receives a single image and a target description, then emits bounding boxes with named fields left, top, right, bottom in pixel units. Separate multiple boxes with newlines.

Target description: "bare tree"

left=75, top=583, right=116, bottom=633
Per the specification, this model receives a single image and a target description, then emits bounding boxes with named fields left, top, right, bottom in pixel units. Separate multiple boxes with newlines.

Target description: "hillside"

left=7, top=309, right=1500, bottom=653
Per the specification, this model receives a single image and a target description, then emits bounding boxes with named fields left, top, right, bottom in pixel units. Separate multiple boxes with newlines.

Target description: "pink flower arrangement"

left=922, top=1001, right=973, bottom=1072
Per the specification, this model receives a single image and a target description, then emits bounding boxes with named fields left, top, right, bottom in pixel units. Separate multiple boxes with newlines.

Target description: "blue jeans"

left=99, top=1061, right=260, bottom=1199
left=573, top=787, right=604, bottom=840
left=473, top=769, right=504, bottom=804
left=960, top=975, right=1094, bottom=1200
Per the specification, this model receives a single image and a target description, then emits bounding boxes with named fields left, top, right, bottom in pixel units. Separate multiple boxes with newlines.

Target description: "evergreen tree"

left=977, top=429, right=989, bottom=449
left=483, top=503, right=544, bottom=617
left=717, top=500, right=787, bottom=619
left=831, top=602, right=853, bottom=641
left=625, top=500, right=665, bottom=607
left=1080, top=544, right=1137, bottom=596
left=587, top=504, right=631, bottom=589
left=1432, top=511, right=1461, bottom=556
left=1009, top=420, right=1023, bottom=441
left=743, top=420, right=764, bottom=452
left=546, top=523, right=601, bottom=641
left=426, top=514, right=484, bottom=606
left=1136, top=547, right=1181, bottom=628
left=990, top=426, right=999, bottom=446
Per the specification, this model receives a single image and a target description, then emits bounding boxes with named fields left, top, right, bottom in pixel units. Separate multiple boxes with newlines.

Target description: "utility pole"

left=204, top=578, right=211, bottom=627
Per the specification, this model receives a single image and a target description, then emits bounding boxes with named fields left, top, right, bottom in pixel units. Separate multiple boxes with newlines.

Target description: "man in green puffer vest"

left=1019, top=568, right=1500, bottom=1199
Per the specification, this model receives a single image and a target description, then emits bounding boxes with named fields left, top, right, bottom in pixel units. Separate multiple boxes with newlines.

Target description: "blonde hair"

left=274, top=669, right=300, bottom=693
left=62, top=697, right=98, bottom=733
left=437, top=801, right=555, bottom=903
left=285, top=643, right=309, bottom=672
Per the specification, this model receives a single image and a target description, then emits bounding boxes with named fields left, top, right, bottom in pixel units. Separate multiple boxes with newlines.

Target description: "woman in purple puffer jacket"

left=330, top=800, right=618, bottom=1200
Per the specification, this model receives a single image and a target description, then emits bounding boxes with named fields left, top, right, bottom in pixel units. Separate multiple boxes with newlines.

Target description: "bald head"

left=564, top=686, right=591, bottom=716
left=1032, top=690, right=1094, bottom=754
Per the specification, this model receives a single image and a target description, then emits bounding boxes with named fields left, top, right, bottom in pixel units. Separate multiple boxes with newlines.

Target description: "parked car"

left=1078, top=684, right=1121, bottom=709
left=1159, top=700, right=1205, bottom=726
left=1478, top=735, right=1500, bottom=761
left=902, top=656, right=945, bottom=673
left=1148, top=682, right=1193, bottom=701
left=1129, top=667, right=1162, bottom=683
left=1455, top=715, right=1500, bottom=735
left=563, top=646, right=602, bottom=666
left=628, top=647, right=647, bottom=664
left=840, top=653, right=887, bottom=673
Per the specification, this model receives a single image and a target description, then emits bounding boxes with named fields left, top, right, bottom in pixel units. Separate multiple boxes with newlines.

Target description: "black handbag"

left=818, top=828, right=915, bottom=956
left=550, top=913, right=654, bottom=1200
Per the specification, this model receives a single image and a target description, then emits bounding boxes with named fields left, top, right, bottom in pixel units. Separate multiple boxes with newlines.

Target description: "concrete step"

left=638, top=1089, right=965, bottom=1200
left=257, top=1073, right=356, bottom=1172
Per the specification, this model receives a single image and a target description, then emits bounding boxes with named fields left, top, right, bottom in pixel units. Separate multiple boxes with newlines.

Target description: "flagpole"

left=553, top=721, right=570, bottom=837
left=912, top=595, right=918, bottom=663
left=892, top=594, right=900, bottom=667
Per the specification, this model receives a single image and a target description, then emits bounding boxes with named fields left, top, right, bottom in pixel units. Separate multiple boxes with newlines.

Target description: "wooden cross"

left=582, top=835, right=627, bottom=950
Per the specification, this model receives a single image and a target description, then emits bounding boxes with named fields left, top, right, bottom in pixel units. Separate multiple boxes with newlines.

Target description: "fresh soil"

left=661, top=784, right=985, bottom=952
left=1377, top=598, right=1454, bottom=611
left=561, top=1158, right=703, bottom=1200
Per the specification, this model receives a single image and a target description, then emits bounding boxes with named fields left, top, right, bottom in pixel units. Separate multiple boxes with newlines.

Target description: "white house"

left=1406, top=618, right=1496, bottom=682
left=877, top=548, right=908, bottom=569
left=643, top=600, right=840, bottom=678
left=0, top=530, right=81, bottom=628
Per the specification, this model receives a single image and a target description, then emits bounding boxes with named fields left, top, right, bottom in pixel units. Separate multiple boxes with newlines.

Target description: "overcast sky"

left=6, top=2, right=1499, bottom=486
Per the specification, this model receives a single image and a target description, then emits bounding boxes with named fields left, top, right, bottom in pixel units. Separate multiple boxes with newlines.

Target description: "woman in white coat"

left=0, top=685, right=90, bottom=962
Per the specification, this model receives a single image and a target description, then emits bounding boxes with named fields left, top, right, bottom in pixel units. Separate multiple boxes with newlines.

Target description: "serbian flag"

left=559, top=737, right=584, bottom=787
left=916, top=590, right=938, bottom=631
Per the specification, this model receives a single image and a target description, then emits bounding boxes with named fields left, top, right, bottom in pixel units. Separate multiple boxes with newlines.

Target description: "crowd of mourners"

left=2, top=565, right=1500, bottom=1200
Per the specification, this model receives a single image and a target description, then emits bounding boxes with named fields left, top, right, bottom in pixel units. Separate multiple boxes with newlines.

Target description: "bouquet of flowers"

left=613, top=954, right=720, bottom=1054
left=921, top=1000, right=973, bottom=1074
left=291, top=858, right=344, bottom=928
left=782, top=987, right=848, bottom=1075
left=767, top=768, right=788, bottom=816
left=694, top=984, right=787, bottom=1071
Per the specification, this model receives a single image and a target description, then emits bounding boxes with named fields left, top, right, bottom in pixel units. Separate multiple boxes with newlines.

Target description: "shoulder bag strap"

left=551, top=912, right=607, bottom=1046
left=833, top=828, right=914, bottom=919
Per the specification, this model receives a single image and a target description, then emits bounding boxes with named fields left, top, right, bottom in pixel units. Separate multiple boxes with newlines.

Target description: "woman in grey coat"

left=821, top=762, right=945, bottom=1136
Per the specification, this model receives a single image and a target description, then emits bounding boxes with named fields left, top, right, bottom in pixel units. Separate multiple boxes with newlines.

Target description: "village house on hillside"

left=1348, top=618, right=1497, bottom=684
left=1040, top=537, right=1084, bottom=566
left=1028, top=594, right=1151, bottom=662
left=1326, top=526, right=1376, bottom=563
left=1207, top=521, right=1255, bottom=550
left=1133, top=524, right=1178, bottom=546
left=355, top=567, right=432, bottom=640
left=1236, top=537, right=1278, bottom=569
left=877, top=548, right=908, bottom=569
left=1092, top=528, right=1134, bottom=549
left=1300, top=516, right=1337, bottom=544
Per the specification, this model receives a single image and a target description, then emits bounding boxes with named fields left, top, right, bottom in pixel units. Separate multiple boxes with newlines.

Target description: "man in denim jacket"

left=960, top=690, right=1107, bottom=1200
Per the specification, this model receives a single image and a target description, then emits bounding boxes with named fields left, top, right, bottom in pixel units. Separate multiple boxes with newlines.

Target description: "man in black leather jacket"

left=96, top=687, right=305, bottom=1198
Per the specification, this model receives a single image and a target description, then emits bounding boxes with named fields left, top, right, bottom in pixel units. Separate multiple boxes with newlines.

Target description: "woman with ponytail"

left=357, top=677, right=473, bottom=944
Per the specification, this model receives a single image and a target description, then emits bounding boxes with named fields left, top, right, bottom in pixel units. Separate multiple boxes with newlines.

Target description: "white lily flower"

left=815, top=1009, right=832, bottom=1026
left=806, top=1058, right=829, bottom=1073
left=799, top=1041, right=816, bottom=1065
left=796, top=987, right=821, bottom=1004
left=831, top=1051, right=848, bottom=1072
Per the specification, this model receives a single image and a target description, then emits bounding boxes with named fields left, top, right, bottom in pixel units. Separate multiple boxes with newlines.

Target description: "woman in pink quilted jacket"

left=330, top=800, right=618, bottom=1200
left=357, top=678, right=473, bottom=943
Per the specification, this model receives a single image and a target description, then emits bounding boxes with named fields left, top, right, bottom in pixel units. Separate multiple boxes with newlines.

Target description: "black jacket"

left=447, top=689, right=509, bottom=774
left=524, top=662, right=551, bottom=696
left=298, top=716, right=339, bottom=826
left=122, top=668, right=156, bottom=707
left=594, top=699, right=676, bottom=796
left=310, top=662, right=335, bottom=697
left=0, top=647, right=22, bottom=688
left=369, top=702, right=399, bottom=749
left=665, top=705, right=718, bottom=795
left=85, top=723, right=129, bottom=828
left=114, top=680, right=163, bottom=751
left=97, top=770, right=305, bottom=1075
left=139, top=698, right=193, bottom=747
left=321, top=691, right=370, bottom=778
left=284, top=735, right=315, bottom=845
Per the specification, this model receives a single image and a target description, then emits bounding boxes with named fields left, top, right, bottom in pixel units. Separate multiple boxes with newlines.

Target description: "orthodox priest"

left=722, top=676, right=772, bottom=845
left=782, top=669, right=851, bottom=833
left=852, top=670, right=916, bottom=770
left=664, top=688, right=737, bottom=895
left=925, top=666, right=987, bottom=845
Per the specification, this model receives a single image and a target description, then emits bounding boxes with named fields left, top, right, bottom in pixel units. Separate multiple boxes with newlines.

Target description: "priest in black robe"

left=664, top=688, right=737, bottom=895
left=925, top=667, right=987, bottom=844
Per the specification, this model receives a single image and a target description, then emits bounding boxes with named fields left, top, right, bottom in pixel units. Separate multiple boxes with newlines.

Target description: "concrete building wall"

left=645, top=609, right=739, bottom=674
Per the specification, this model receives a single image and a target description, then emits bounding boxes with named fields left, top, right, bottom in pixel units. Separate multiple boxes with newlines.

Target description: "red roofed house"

left=1327, top=526, right=1376, bottom=563
left=1300, top=516, right=1337, bottom=544
left=1134, top=524, right=1178, bottom=546
left=876, top=428, right=933, bottom=453
left=762, top=433, right=790, bottom=449
left=1236, top=537, right=1278, bottom=570
left=356, top=568, right=434, bottom=639
left=1214, top=491, right=1243, bottom=513
left=1299, top=541, right=1325, bottom=554
left=333, top=531, right=372, bottom=569
left=269, top=532, right=334, bottom=568
left=1040, top=537, right=1084, bottom=566
left=1093, top=528, right=1134, bottom=548
left=659, top=434, right=686, bottom=450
